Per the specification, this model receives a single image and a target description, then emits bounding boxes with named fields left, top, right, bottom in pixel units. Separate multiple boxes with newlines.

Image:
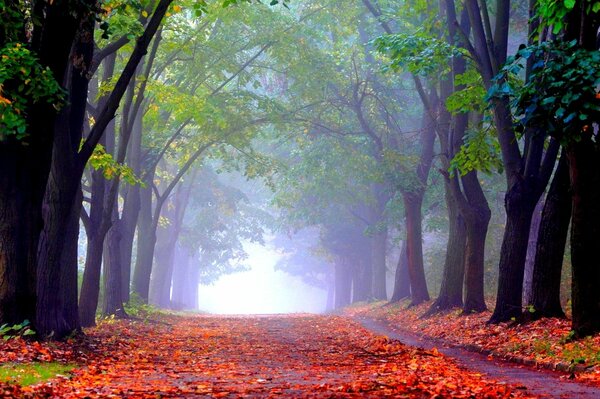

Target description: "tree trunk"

left=460, top=171, right=491, bottom=314
left=370, top=227, right=387, bottom=300
left=334, top=258, right=352, bottom=309
left=426, top=186, right=466, bottom=314
left=132, top=172, right=156, bottom=302
left=528, top=153, right=570, bottom=319
left=171, top=245, right=190, bottom=309
left=523, top=196, right=544, bottom=304
left=404, top=194, right=429, bottom=305
left=489, top=182, right=538, bottom=323
left=118, top=112, right=143, bottom=302
left=58, top=187, right=82, bottom=333
left=568, top=141, right=600, bottom=337
left=352, top=255, right=371, bottom=302
left=102, top=219, right=127, bottom=318
left=390, top=240, right=410, bottom=302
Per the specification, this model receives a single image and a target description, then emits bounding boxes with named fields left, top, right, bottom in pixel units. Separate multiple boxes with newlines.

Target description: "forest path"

left=358, top=317, right=600, bottom=399
left=29, top=313, right=537, bottom=398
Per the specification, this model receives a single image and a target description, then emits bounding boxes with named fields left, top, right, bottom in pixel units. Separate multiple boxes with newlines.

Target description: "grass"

left=0, top=362, right=75, bottom=386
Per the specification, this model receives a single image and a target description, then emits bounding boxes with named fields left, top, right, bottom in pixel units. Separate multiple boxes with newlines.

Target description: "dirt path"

left=357, top=317, right=600, bottom=399
left=24, top=314, right=538, bottom=398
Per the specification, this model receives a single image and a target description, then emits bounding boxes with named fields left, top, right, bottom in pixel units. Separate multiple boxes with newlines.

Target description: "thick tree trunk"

left=334, top=259, right=352, bottom=309
left=426, top=186, right=466, bottom=313
left=390, top=240, right=410, bottom=302
left=60, top=188, right=82, bottom=333
left=528, top=153, right=570, bottom=319
left=489, top=182, right=538, bottom=323
left=404, top=194, right=429, bottom=305
left=36, top=165, right=81, bottom=338
left=0, top=158, right=37, bottom=325
left=568, top=141, right=600, bottom=337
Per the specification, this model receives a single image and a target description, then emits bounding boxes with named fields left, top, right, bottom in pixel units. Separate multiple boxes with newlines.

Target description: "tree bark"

left=132, top=173, right=156, bottom=302
left=489, top=184, right=538, bottom=323
left=404, top=194, right=429, bottom=305
left=528, top=153, right=570, bottom=319
left=102, top=219, right=127, bottom=318
left=426, top=187, right=466, bottom=314
left=568, top=141, right=600, bottom=337
left=523, top=196, right=544, bottom=304
left=390, top=240, right=410, bottom=302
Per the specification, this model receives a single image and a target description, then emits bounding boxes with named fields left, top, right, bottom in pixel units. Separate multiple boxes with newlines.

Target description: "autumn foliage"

left=0, top=314, right=535, bottom=398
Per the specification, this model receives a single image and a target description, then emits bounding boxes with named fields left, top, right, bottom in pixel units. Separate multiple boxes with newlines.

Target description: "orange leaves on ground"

left=1, top=314, right=533, bottom=398
left=344, top=301, right=600, bottom=386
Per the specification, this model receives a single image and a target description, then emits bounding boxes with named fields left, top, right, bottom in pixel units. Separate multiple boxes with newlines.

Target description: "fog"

left=198, top=240, right=327, bottom=314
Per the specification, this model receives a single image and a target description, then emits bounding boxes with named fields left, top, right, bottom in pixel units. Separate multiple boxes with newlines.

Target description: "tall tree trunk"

left=60, top=188, right=82, bottom=333
left=390, top=240, right=410, bottom=302
left=171, top=245, right=190, bottom=309
left=460, top=171, right=491, bottom=314
left=132, top=171, right=156, bottom=301
left=352, top=255, right=371, bottom=302
left=568, top=141, right=600, bottom=337
left=523, top=197, right=544, bottom=304
left=404, top=194, right=429, bottom=305
left=119, top=113, right=143, bottom=302
left=370, top=226, right=388, bottom=300
left=334, top=258, right=352, bottom=309
left=426, top=188, right=466, bottom=314
left=489, top=184, right=538, bottom=323
left=528, top=153, right=570, bottom=319
left=102, top=219, right=127, bottom=318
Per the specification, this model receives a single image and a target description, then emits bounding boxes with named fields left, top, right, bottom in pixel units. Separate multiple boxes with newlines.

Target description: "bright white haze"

left=198, top=241, right=327, bottom=314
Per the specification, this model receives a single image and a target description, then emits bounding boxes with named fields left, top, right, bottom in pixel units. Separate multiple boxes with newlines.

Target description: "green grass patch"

left=0, top=362, right=75, bottom=386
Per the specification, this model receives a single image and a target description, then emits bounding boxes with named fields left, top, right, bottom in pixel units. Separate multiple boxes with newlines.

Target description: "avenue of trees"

left=0, top=0, right=599, bottom=340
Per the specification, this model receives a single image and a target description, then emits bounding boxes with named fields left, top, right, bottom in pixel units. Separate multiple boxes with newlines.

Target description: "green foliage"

left=537, top=0, right=600, bottom=34
left=0, top=320, right=35, bottom=340
left=88, top=144, right=144, bottom=186
left=373, top=32, right=458, bottom=77
left=450, top=127, right=503, bottom=176
left=490, top=40, right=600, bottom=144
left=0, top=43, right=65, bottom=139
left=0, top=362, right=74, bottom=386
left=445, top=70, right=487, bottom=115
left=124, top=292, right=160, bottom=319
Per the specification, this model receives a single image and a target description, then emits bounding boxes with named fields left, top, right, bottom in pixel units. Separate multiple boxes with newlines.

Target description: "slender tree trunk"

left=132, top=171, right=156, bottom=301
left=404, top=194, right=429, bottom=305
left=528, top=153, right=570, bottom=319
left=568, top=141, right=600, bottom=337
left=119, top=113, right=143, bottom=302
left=390, top=240, right=410, bottom=302
left=370, top=227, right=388, bottom=300
left=460, top=171, right=491, bottom=314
